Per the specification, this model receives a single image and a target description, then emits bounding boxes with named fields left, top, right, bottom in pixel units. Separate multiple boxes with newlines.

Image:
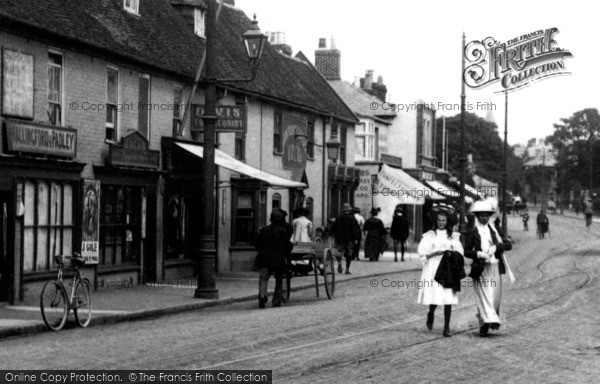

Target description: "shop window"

left=23, top=181, right=74, bottom=272
left=100, top=185, right=141, bottom=266
left=106, top=67, right=119, bottom=141
left=272, top=193, right=281, bottom=209
left=165, top=194, right=187, bottom=259
left=47, top=52, right=62, bottom=126
left=233, top=191, right=254, bottom=244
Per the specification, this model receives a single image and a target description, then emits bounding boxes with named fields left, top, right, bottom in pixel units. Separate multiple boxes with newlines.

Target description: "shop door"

left=0, top=191, right=12, bottom=303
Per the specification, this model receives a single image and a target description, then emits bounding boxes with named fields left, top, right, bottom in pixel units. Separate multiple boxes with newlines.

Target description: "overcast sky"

left=236, top=0, right=596, bottom=146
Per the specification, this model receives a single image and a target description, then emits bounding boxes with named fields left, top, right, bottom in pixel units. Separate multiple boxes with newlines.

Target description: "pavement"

left=0, top=248, right=423, bottom=339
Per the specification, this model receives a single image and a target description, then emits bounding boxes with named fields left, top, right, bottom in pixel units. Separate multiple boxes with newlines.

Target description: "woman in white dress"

left=417, top=203, right=464, bottom=337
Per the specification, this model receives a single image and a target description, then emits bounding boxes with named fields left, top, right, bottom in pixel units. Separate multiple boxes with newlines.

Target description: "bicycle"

left=40, top=252, right=92, bottom=331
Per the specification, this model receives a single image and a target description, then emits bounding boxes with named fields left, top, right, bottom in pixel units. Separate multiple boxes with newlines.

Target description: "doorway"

left=0, top=191, right=13, bottom=303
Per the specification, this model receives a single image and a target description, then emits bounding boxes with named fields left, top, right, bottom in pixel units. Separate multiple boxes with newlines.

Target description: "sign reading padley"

left=5, top=120, right=77, bottom=158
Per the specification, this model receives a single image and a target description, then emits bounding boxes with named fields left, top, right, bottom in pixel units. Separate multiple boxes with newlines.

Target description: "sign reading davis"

left=108, top=131, right=159, bottom=169
left=5, top=120, right=77, bottom=158
left=191, top=105, right=246, bottom=133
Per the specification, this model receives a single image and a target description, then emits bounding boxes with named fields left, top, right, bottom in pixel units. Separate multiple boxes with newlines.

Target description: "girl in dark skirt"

left=363, top=208, right=387, bottom=261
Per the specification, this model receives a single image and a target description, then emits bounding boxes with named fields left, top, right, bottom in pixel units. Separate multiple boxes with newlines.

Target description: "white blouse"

left=417, top=229, right=464, bottom=264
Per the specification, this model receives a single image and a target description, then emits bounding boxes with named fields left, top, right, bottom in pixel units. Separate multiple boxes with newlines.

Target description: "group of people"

left=417, top=201, right=513, bottom=338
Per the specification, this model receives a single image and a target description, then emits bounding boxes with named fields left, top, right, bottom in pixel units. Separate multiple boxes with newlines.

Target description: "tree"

left=435, top=112, right=523, bottom=193
left=546, top=108, right=600, bottom=194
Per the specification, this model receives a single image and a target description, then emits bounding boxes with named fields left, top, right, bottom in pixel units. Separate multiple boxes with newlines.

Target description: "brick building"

left=0, top=0, right=357, bottom=303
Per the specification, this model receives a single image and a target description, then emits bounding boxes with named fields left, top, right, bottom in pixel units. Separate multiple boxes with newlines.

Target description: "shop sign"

left=5, top=120, right=77, bottom=158
left=81, top=180, right=100, bottom=264
left=282, top=113, right=308, bottom=181
left=108, top=131, right=159, bottom=169
left=191, top=105, right=246, bottom=133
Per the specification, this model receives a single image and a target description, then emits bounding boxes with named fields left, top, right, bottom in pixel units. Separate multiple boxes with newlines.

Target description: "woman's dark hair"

left=434, top=212, right=453, bottom=239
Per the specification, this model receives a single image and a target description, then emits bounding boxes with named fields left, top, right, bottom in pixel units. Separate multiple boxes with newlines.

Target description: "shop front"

left=0, top=120, right=84, bottom=304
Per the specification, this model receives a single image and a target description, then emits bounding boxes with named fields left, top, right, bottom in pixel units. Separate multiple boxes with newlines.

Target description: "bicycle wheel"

left=40, top=281, right=68, bottom=331
left=322, top=249, right=335, bottom=299
left=73, top=278, right=92, bottom=327
left=281, top=271, right=291, bottom=303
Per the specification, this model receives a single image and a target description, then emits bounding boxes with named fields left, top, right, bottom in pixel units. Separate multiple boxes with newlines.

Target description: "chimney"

left=353, top=76, right=361, bottom=87
left=268, top=31, right=293, bottom=56
left=314, top=37, right=341, bottom=81
left=363, top=70, right=374, bottom=89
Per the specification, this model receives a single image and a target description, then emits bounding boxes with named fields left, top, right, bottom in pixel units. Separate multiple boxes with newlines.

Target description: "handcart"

left=282, top=241, right=336, bottom=302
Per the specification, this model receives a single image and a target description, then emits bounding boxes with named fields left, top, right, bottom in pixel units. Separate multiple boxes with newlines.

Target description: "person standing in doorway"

left=352, top=207, right=365, bottom=260
left=332, top=203, right=361, bottom=275
left=391, top=205, right=409, bottom=262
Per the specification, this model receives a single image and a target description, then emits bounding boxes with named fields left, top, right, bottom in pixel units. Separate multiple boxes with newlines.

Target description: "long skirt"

left=473, top=262, right=504, bottom=327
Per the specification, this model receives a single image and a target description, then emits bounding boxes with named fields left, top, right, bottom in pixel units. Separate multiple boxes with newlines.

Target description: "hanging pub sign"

left=81, top=180, right=100, bottom=264
left=282, top=113, right=308, bottom=181
left=190, top=105, right=246, bottom=133
left=107, top=130, right=159, bottom=169
left=5, top=120, right=77, bottom=158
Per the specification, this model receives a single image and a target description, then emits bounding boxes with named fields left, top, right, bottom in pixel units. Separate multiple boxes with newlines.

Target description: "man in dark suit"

left=463, top=201, right=513, bottom=337
left=332, top=203, right=361, bottom=275
left=254, top=210, right=293, bottom=308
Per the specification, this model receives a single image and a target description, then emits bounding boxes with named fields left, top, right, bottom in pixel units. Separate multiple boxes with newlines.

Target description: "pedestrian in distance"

left=584, top=198, right=593, bottom=230
left=390, top=204, right=409, bottom=262
left=352, top=207, right=365, bottom=260
left=464, top=201, right=514, bottom=338
left=254, top=210, right=293, bottom=309
left=332, top=203, right=362, bottom=275
left=417, top=203, right=464, bottom=337
left=363, top=207, right=387, bottom=262
left=521, top=210, right=530, bottom=231
left=536, top=210, right=549, bottom=239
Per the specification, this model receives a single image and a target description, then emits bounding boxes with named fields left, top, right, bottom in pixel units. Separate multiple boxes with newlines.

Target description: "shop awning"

left=176, top=142, right=307, bottom=188
left=374, top=164, right=444, bottom=206
left=425, top=180, right=474, bottom=204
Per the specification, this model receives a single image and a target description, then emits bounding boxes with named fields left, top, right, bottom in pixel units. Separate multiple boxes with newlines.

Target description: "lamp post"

left=459, top=33, right=467, bottom=234
left=195, top=0, right=268, bottom=299
left=502, top=91, right=508, bottom=234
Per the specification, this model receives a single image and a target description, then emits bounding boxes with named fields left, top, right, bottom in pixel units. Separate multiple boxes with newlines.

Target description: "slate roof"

left=0, top=0, right=357, bottom=123
left=328, top=80, right=396, bottom=124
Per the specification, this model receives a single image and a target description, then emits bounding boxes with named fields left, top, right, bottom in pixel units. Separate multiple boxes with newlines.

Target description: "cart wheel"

left=322, top=249, right=335, bottom=299
left=281, top=271, right=291, bottom=303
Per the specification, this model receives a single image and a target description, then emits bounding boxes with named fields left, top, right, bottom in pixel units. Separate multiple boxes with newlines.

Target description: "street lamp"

left=196, top=0, right=268, bottom=299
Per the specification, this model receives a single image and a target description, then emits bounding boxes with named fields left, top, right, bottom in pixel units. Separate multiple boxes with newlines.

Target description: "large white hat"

left=470, top=200, right=496, bottom=215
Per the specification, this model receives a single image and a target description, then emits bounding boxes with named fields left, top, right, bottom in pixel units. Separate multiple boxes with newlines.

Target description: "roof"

left=328, top=80, right=396, bottom=124
left=0, top=0, right=357, bottom=123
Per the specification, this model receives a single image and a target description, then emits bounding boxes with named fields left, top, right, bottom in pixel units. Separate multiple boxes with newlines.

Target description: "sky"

left=235, top=0, right=598, bottom=146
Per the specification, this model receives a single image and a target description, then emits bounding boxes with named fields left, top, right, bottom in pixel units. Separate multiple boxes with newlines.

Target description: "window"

left=331, top=122, right=338, bottom=138
left=194, top=8, right=206, bottom=37
left=233, top=191, right=255, bottom=244
left=274, top=109, right=282, bottom=153
left=307, top=120, right=315, bottom=159
left=47, top=52, right=62, bottom=126
left=355, top=122, right=375, bottom=161
left=235, top=132, right=245, bottom=160
left=272, top=193, right=281, bottom=209
left=306, top=197, right=314, bottom=221
left=100, top=185, right=141, bottom=266
left=106, top=68, right=119, bottom=141
left=22, top=181, right=74, bottom=273
left=138, top=75, right=151, bottom=139
left=173, top=86, right=183, bottom=137
left=123, top=0, right=139, bottom=14
left=423, top=117, right=432, bottom=157
left=340, top=125, right=347, bottom=164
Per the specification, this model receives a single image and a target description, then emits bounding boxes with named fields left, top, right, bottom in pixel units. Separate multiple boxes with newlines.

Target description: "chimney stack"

left=360, top=70, right=387, bottom=102
left=267, top=31, right=292, bottom=56
left=314, top=37, right=341, bottom=81
left=363, top=70, right=374, bottom=89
